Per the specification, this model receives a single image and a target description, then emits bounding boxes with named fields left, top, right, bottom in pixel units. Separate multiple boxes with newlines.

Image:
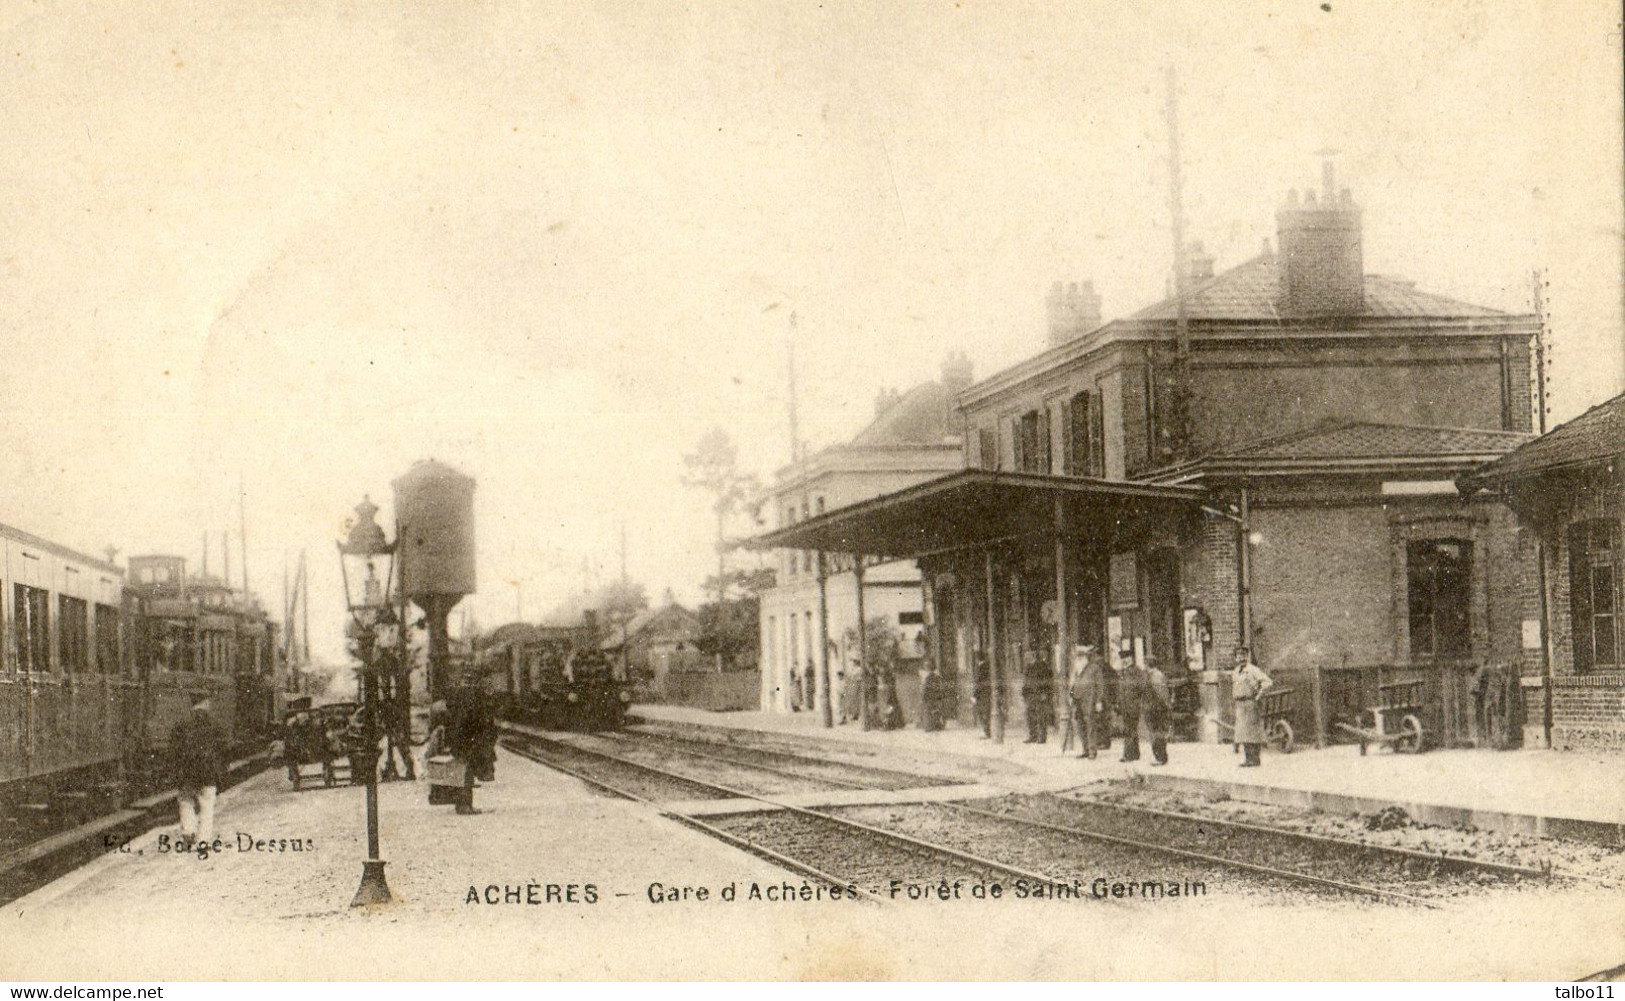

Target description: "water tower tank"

left=392, top=460, right=476, bottom=600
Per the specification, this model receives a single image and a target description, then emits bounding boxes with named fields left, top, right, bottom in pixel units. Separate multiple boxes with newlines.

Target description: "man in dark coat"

left=919, top=666, right=947, bottom=731
left=449, top=676, right=497, bottom=814
left=1143, top=658, right=1173, bottom=766
left=972, top=649, right=992, bottom=738
left=1116, top=660, right=1145, bottom=762
left=1067, top=645, right=1104, bottom=758
left=169, top=695, right=228, bottom=845
left=1021, top=650, right=1053, bottom=743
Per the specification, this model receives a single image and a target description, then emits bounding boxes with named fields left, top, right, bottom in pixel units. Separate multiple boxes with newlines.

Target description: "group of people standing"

left=1062, top=645, right=1173, bottom=764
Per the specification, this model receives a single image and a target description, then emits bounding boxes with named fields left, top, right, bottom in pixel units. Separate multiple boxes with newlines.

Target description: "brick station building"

left=1465, top=394, right=1624, bottom=752
left=761, top=171, right=1546, bottom=751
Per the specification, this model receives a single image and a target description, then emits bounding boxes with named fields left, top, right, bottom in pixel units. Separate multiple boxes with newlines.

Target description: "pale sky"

left=2, top=1, right=1620, bottom=664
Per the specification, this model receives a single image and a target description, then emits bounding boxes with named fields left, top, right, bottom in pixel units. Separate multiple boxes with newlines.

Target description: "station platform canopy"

left=751, top=469, right=1205, bottom=562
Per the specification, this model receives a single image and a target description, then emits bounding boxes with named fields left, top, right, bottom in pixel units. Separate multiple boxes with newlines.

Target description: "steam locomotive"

left=477, top=619, right=631, bottom=731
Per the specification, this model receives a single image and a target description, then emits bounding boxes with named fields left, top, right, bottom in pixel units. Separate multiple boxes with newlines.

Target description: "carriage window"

left=1569, top=520, right=1619, bottom=672
left=59, top=596, right=89, bottom=673
left=1407, top=539, right=1472, bottom=660
left=14, top=584, right=51, bottom=673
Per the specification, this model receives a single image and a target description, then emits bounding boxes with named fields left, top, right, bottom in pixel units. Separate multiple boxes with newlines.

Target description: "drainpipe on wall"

left=1238, top=487, right=1253, bottom=649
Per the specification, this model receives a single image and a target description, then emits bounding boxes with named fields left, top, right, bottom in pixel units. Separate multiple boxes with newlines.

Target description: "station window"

left=1066, top=390, right=1103, bottom=476
left=977, top=427, right=999, bottom=471
left=14, top=584, right=51, bottom=673
left=1569, top=519, right=1620, bottom=673
left=1407, top=539, right=1472, bottom=660
left=59, top=595, right=89, bottom=673
left=95, top=603, right=121, bottom=673
left=1015, top=409, right=1051, bottom=473
left=898, top=611, right=925, bottom=626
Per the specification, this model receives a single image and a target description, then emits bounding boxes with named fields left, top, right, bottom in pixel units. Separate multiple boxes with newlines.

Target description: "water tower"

left=392, top=460, right=476, bottom=700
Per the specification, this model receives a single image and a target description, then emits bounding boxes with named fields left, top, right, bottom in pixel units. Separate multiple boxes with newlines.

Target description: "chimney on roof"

left=1045, top=280, right=1103, bottom=346
left=1186, top=240, right=1215, bottom=282
left=1276, top=161, right=1364, bottom=317
left=873, top=386, right=901, bottom=418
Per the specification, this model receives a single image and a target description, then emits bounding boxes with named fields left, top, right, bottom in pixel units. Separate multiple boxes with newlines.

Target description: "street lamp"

left=338, top=495, right=397, bottom=907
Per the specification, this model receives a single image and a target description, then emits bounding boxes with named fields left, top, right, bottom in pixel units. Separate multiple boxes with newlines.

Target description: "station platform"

left=630, top=704, right=1625, bottom=846
left=4, top=722, right=1620, bottom=979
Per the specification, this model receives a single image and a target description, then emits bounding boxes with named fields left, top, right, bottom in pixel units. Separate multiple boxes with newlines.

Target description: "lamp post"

left=339, top=496, right=397, bottom=907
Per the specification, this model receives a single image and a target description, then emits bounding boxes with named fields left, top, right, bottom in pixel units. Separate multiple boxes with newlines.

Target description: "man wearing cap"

left=1232, top=645, right=1273, bottom=767
left=169, top=695, right=228, bottom=846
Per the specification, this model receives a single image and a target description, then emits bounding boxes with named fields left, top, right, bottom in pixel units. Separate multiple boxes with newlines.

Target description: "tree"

left=694, top=594, right=760, bottom=672
left=681, top=428, right=761, bottom=604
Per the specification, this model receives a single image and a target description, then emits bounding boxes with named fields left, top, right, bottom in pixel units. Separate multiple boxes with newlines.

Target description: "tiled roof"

left=1128, top=255, right=1507, bottom=322
left=848, top=380, right=959, bottom=447
left=1223, top=422, right=1534, bottom=461
left=1471, top=394, right=1624, bottom=482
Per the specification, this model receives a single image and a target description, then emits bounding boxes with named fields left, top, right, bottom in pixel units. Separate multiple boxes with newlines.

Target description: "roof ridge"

left=1210, top=419, right=1359, bottom=458
left=1333, top=420, right=1534, bottom=437
left=1128, top=253, right=1277, bottom=321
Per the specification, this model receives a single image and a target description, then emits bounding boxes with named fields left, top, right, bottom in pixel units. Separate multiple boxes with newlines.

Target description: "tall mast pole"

left=300, top=549, right=311, bottom=666
left=787, top=310, right=801, bottom=465
left=239, top=476, right=249, bottom=596
left=1164, top=66, right=1192, bottom=462
left=1531, top=269, right=1550, bottom=434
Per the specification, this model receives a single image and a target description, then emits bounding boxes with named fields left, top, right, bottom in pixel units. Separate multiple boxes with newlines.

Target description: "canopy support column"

left=985, top=546, right=1003, bottom=744
left=1053, top=495, right=1071, bottom=734
left=816, top=550, right=833, bottom=728
left=855, top=556, right=870, bottom=731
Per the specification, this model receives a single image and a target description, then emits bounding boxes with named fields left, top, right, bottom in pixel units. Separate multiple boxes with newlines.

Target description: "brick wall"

left=1187, top=359, right=1507, bottom=457
left=1532, top=464, right=1623, bottom=752
left=1550, top=676, right=1625, bottom=752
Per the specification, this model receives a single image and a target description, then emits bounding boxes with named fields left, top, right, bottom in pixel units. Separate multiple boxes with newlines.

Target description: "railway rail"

left=500, top=730, right=1082, bottom=905
left=513, top=725, right=1568, bottom=907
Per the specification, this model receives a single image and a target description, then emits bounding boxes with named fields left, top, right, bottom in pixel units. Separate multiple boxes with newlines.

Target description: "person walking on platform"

left=1021, top=650, right=1053, bottom=743
left=1068, top=645, right=1103, bottom=759
left=919, top=665, right=947, bottom=731
left=424, top=700, right=463, bottom=806
left=1231, top=645, right=1273, bottom=767
left=449, top=676, right=496, bottom=814
left=169, top=694, right=227, bottom=846
left=1116, top=658, right=1144, bottom=762
left=972, top=649, right=993, bottom=738
left=1143, top=658, right=1172, bottom=766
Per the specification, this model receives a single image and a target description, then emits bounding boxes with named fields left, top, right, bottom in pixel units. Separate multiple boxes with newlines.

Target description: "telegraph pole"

left=1163, top=65, right=1193, bottom=463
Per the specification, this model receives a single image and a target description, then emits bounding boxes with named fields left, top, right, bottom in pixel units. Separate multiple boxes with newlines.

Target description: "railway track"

left=517, top=725, right=1567, bottom=907
left=500, top=731, right=1086, bottom=905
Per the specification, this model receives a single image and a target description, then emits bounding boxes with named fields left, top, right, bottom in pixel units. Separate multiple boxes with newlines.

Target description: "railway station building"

left=1464, top=394, right=1625, bottom=752
left=757, top=354, right=972, bottom=714
left=761, top=171, right=1549, bottom=751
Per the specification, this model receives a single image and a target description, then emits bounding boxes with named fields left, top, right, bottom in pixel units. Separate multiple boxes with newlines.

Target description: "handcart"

left=1336, top=678, right=1425, bottom=755
left=1206, top=685, right=1297, bottom=753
